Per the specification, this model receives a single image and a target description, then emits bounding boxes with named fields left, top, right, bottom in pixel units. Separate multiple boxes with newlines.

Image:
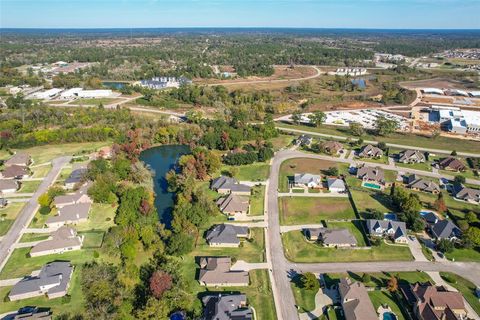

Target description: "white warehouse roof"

left=77, top=90, right=112, bottom=98
left=422, top=88, right=444, bottom=95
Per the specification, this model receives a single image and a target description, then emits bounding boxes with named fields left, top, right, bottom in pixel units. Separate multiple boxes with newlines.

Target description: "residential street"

left=0, top=156, right=71, bottom=272
left=266, top=149, right=480, bottom=320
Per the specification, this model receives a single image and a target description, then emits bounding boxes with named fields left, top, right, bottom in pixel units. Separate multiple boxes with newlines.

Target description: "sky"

left=1, top=0, right=479, bottom=29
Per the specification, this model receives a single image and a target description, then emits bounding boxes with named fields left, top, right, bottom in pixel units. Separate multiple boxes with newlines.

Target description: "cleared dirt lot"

left=400, top=78, right=477, bottom=90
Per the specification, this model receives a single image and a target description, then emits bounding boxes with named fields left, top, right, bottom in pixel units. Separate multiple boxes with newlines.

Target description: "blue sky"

left=1, top=0, right=479, bottom=29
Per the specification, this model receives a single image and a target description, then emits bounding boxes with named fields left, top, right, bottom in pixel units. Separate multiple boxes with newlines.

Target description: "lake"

left=140, top=145, right=190, bottom=227
left=102, top=81, right=128, bottom=89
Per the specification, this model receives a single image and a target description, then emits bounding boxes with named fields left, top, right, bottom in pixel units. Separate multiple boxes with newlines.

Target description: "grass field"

left=349, top=189, right=394, bottom=217
left=221, top=162, right=271, bottom=181
left=279, top=158, right=338, bottom=192
left=0, top=203, right=25, bottom=236
left=323, top=271, right=432, bottom=289
left=12, top=142, right=110, bottom=164
left=276, top=123, right=480, bottom=154
left=31, top=164, right=52, bottom=178
left=19, top=180, right=42, bottom=193
left=270, top=134, right=294, bottom=151
left=446, top=247, right=480, bottom=262
left=75, top=204, right=117, bottom=231
left=368, top=290, right=408, bottom=320
left=440, top=272, right=480, bottom=315
left=291, top=273, right=318, bottom=313
left=0, top=264, right=85, bottom=314
left=68, top=98, right=119, bottom=106
left=279, top=197, right=356, bottom=225
left=282, top=231, right=413, bottom=263
left=250, top=185, right=265, bottom=216
left=396, top=161, right=432, bottom=172
left=19, top=233, right=50, bottom=243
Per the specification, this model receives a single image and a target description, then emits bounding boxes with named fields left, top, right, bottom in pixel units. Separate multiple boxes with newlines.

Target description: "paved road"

left=0, top=156, right=70, bottom=273
left=277, top=126, right=480, bottom=158
left=266, top=149, right=480, bottom=320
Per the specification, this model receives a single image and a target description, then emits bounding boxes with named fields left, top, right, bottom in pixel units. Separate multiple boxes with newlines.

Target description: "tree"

left=38, top=192, right=52, bottom=208
left=451, top=150, right=457, bottom=156
left=302, top=272, right=319, bottom=291
left=149, top=271, right=173, bottom=299
left=437, top=238, right=454, bottom=253
left=454, top=175, right=466, bottom=185
left=375, top=116, right=399, bottom=136
left=387, top=276, right=398, bottom=293
left=368, top=209, right=384, bottom=220
left=433, top=193, right=447, bottom=214
left=464, top=227, right=480, bottom=247
left=308, top=111, right=326, bottom=127
left=324, top=166, right=339, bottom=176
left=457, top=220, right=469, bottom=232
left=291, top=111, right=302, bottom=125
left=349, top=122, right=365, bottom=136
left=362, top=273, right=371, bottom=283
left=465, top=211, right=477, bottom=224
left=377, top=142, right=387, bottom=150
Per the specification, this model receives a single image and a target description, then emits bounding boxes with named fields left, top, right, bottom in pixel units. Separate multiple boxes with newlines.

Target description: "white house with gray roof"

left=53, top=183, right=92, bottom=208
left=0, top=179, right=20, bottom=194
left=8, top=262, right=73, bottom=301
left=398, top=150, right=426, bottom=164
left=358, top=144, right=383, bottom=158
left=202, top=294, right=253, bottom=320
left=294, top=173, right=322, bottom=188
left=327, top=178, right=346, bottom=193
left=46, top=202, right=91, bottom=228
left=366, top=219, right=408, bottom=244
left=30, top=226, right=84, bottom=257
left=211, top=176, right=251, bottom=195
left=454, top=185, right=480, bottom=204
left=205, top=224, right=249, bottom=247
left=198, top=257, right=249, bottom=287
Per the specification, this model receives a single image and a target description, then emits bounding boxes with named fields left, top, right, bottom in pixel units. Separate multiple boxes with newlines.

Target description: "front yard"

left=279, top=197, right=356, bottom=225
left=282, top=231, right=413, bottom=263
left=0, top=203, right=25, bottom=236
left=279, top=158, right=338, bottom=192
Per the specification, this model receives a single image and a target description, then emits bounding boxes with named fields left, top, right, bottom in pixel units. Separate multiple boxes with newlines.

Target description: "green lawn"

left=19, top=233, right=50, bottom=243
left=12, top=142, right=110, bottom=164
left=0, top=264, right=85, bottom=315
left=79, top=231, right=105, bottom=248
left=368, top=290, right=408, bottom=320
left=194, top=227, right=265, bottom=263
left=446, top=247, right=480, bottom=262
left=31, top=164, right=52, bottom=178
left=250, top=185, right=265, bottom=216
left=276, top=122, right=480, bottom=153
left=279, top=158, right=338, bottom=192
left=68, top=98, right=118, bottom=106
left=279, top=197, right=356, bottom=225
left=0, top=203, right=25, bottom=236
left=325, top=221, right=368, bottom=246
left=396, top=161, right=432, bottom=172
left=75, top=203, right=117, bottom=231
left=291, top=273, right=318, bottom=313
left=221, top=162, right=271, bottom=181
left=323, top=271, right=432, bottom=289
left=349, top=189, right=393, bottom=217
left=440, top=272, right=480, bottom=315
left=270, top=134, right=294, bottom=151
left=282, top=231, right=413, bottom=263
left=19, top=180, right=42, bottom=193
left=356, top=155, right=389, bottom=165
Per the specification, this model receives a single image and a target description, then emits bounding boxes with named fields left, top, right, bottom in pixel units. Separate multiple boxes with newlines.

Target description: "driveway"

left=0, top=156, right=70, bottom=272
left=408, top=236, right=429, bottom=262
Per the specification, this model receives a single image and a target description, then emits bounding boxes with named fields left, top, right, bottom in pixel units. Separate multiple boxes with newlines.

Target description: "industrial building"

left=29, top=88, right=63, bottom=100
left=138, top=76, right=192, bottom=89
left=429, top=106, right=480, bottom=134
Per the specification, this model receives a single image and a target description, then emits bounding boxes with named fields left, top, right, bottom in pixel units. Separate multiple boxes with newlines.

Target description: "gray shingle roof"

left=431, top=220, right=461, bottom=240
left=454, top=185, right=480, bottom=202
left=46, top=203, right=91, bottom=225
left=294, top=173, right=321, bottom=185
left=30, top=226, right=83, bottom=255
left=320, top=229, right=357, bottom=246
left=211, top=176, right=251, bottom=193
left=0, top=179, right=19, bottom=192
left=202, top=294, right=253, bottom=320
left=9, top=262, right=73, bottom=298
left=198, top=257, right=249, bottom=286
left=358, top=144, right=383, bottom=158
left=339, top=278, right=378, bottom=320
left=356, top=166, right=385, bottom=184
left=216, top=194, right=249, bottom=213
left=399, top=150, right=425, bottom=163
left=65, top=166, right=87, bottom=186
left=327, top=178, right=346, bottom=190
left=407, top=176, right=440, bottom=193
left=366, top=219, right=407, bottom=241
left=205, top=224, right=249, bottom=245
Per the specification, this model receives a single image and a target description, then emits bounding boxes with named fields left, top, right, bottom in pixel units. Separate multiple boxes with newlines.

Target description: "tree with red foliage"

left=434, top=192, right=447, bottom=214
left=149, top=270, right=173, bottom=299
left=121, top=129, right=151, bottom=161
left=139, top=199, right=152, bottom=216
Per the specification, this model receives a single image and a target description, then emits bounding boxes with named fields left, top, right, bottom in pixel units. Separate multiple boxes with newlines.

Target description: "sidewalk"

left=280, top=224, right=325, bottom=233
left=278, top=192, right=348, bottom=198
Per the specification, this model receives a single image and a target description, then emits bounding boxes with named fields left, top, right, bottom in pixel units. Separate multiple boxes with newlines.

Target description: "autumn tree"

left=387, top=275, right=398, bottom=293
left=149, top=271, right=173, bottom=299
left=433, top=193, right=447, bottom=214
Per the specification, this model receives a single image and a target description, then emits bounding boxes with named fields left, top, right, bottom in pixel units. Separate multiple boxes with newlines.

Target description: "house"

left=64, top=165, right=87, bottom=189
left=398, top=150, right=426, bottom=163
left=205, top=224, right=249, bottom=247
left=0, top=197, right=8, bottom=208
left=5, top=153, right=32, bottom=167
left=0, top=179, right=20, bottom=193
left=296, top=134, right=313, bottom=147
left=402, top=283, right=467, bottom=320
left=216, top=194, right=250, bottom=220
left=8, top=262, right=73, bottom=301
left=358, top=144, right=383, bottom=158
left=338, top=278, right=378, bottom=320
left=322, top=141, right=344, bottom=154
left=53, top=184, right=92, bottom=208
left=304, top=228, right=357, bottom=247
left=356, top=165, right=385, bottom=186
left=30, top=226, right=84, bottom=257
left=211, top=176, right=251, bottom=195
left=366, top=219, right=408, bottom=244
left=438, top=157, right=466, bottom=172
left=453, top=184, right=480, bottom=204
left=430, top=220, right=461, bottom=241
left=202, top=294, right=253, bottom=320
left=10, top=307, right=52, bottom=320
left=327, top=178, right=346, bottom=193
left=46, top=202, right=91, bottom=228
left=406, top=175, right=440, bottom=194
left=0, top=165, right=30, bottom=179
left=294, top=173, right=322, bottom=188
left=198, top=257, right=249, bottom=287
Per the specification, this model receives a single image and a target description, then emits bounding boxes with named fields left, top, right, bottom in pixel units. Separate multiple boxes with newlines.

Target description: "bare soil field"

left=400, top=78, right=477, bottom=90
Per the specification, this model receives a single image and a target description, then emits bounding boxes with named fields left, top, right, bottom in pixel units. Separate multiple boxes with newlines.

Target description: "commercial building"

left=430, top=107, right=480, bottom=134
left=138, top=77, right=192, bottom=89
left=29, top=88, right=63, bottom=100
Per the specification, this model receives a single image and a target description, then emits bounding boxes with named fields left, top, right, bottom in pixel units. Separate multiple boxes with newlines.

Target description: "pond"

left=140, top=145, right=190, bottom=227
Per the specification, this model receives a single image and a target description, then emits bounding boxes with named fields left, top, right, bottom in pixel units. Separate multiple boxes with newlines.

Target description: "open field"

left=250, top=185, right=265, bottom=216
left=31, top=164, right=52, bottom=178
left=68, top=98, right=121, bottom=106
left=279, top=197, right=356, bottom=225
left=12, top=142, right=110, bottom=164
left=0, top=203, right=25, bottom=236
left=400, top=78, right=477, bottom=91
left=221, top=162, right=271, bottom=181
left=19, top=180, right=42, bottom=193
left=323, top=271, right=432, bottom=289
left=276, top=123, right=480, bottom=153
left=270, top=134, right=294, bottom=151
left=75, top=204, right=117, bottom=231
left=291, top=273, right=318, bottom=313
left=279, top=157, right=338, bottom=192
left=19, top=233, right=50, bottom=243
left=282, top=231, right=413, bottom=262
left=349, top=189, right=394, bottom=217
